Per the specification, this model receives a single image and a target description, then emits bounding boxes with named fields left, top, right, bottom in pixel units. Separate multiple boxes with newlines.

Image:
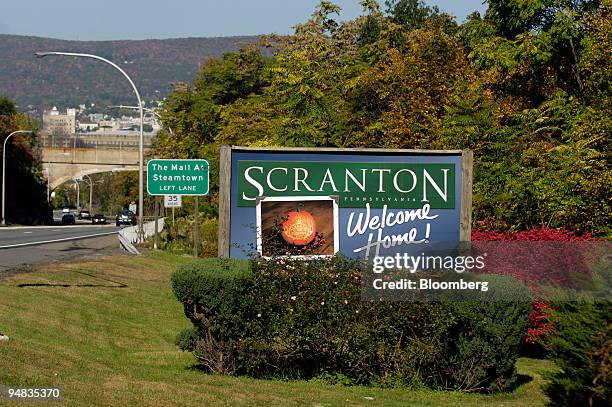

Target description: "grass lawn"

left=0, top=251, right=555, bottom=406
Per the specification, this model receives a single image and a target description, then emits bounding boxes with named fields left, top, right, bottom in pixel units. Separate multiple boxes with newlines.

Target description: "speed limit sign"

left=164, top=195, right=182, bottom=208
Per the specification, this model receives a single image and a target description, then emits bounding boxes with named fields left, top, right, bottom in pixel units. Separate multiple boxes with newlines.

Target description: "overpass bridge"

left=40, top=134, right=153, bottom=189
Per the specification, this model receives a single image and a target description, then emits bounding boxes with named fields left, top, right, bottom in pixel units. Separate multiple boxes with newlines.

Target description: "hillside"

left=0, top=34, right=258, bottom=110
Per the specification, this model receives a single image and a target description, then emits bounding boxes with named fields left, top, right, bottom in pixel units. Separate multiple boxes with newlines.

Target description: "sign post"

left=147, top=159, right=209, bottom=257
left=194, top=196, right=199, bottom=258
left=164, top=195, right=182, bottom=227
left=154, top=198, right=159, bottom=250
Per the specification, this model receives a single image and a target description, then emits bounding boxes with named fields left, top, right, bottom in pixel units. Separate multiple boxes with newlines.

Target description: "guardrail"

left=118, top=217, right=165, bottom=254
left=39, top=134, right=154, bottom=150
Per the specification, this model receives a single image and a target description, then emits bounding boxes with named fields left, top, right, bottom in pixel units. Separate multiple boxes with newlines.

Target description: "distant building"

left=87, top=113, right=105, bottom=122
left=42, top=106, right=76, bottom=135
left=98, top=119, right=115, bottom=130
left=77, top=121, right=99, bottom=132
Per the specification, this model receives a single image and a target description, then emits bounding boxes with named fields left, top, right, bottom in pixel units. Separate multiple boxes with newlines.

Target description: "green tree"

left=0, top=96, right=17, bottom=116
left=579, top=0, right=612, bottom=104
left=0, top=96, right=49, bottom=224
left=544, top=302, right=612, bottom=406
left=351, top=19, right=475, bottom=148
left=384, top=0, right=440, bottom=30
left=152, top=0, right=611, bottom=235
left=462, top=0, right=603, bottom=104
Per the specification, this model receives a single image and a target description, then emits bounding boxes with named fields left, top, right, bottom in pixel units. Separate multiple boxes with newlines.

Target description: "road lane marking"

left=0, top=231, right=118, bottom=249
left=0, top=224, right=115, bottom=230
left=23, top=231, right=33, bottom=234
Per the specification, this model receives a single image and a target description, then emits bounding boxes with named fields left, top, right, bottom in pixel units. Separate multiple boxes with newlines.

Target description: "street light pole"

left=82, top=174, right=93, bottom=211
left=2, top=130, right=32, bottom=226
left=45, top=167, right=51, bottom=202
left=72, top=179, right=80, bottom=209
left=35, top=51, right=145, bottom=241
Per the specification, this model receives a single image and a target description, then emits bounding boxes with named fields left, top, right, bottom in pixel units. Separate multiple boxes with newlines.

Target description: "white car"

left=62, top=208, right=70, bottom=213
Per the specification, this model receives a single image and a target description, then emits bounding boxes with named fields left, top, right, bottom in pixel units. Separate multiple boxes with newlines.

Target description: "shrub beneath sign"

left=172, top=258, right=256, bottom=373
left=172, top=258, right=531, bottom=391
left=543, top=301, right=612, bottom=406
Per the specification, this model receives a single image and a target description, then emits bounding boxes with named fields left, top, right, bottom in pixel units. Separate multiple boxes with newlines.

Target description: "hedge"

left=544, top=301, right=611, bottom=406
left=171, top=257, right=532, bottom=391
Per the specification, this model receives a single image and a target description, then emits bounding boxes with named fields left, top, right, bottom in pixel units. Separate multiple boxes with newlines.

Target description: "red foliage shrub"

left=472, top=221, right=596, bottom=347
left=472, top=220, right=595, bottom=242
left=526, top=300, right=553, bottom=344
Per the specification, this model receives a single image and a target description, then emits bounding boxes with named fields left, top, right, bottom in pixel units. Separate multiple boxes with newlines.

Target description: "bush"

left=472, top=224, right=597, bottom=355
left=524, top=300, right=553, bottom=357
left=161, top=215, right=218, bottom=257
left=544, top=301, right=612, bottom=406
left=172, top=257, right=532, bottom=391
left=171, top=258, right=254, bottom=373
left=435, top=300, right=531, bottom=391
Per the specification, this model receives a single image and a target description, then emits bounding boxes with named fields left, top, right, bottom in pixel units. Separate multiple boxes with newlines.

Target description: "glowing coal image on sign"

left=256, top=196, right=339, bottom=258
left=282, top=210, right=317, bottom=246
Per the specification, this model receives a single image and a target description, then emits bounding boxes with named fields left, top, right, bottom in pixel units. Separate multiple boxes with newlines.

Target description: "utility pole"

left=46, top=167, right=51, bottom=202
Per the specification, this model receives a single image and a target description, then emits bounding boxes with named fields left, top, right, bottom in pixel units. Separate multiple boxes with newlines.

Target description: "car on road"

left=61, top=213, right=76, bottom=225
left=91, top=214, right=107, bottom=224
left=115, top=210, right=137, bottom=227
left=62, top=207, right=71, bottom=213
left=78, top=210, right=91, bottom=220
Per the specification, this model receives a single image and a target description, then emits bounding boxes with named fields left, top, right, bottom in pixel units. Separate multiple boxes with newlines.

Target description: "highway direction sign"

left=147, top=159, right=209, bottom=196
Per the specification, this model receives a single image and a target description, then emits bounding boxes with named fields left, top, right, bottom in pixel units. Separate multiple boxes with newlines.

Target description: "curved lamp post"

left=35, top=51, right=144, bottom=240
left=81, top=174, right=93, bottom=212
left=2, top=130, right=33, bottom=225
left=44, top=167, right=51, bottom=202
left=72, top=178, right=80, bottom=209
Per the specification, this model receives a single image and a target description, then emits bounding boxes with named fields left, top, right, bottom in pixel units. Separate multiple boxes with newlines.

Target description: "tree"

left=351, top=19, right=475, bottom=148
left=462, top=0, right=603, bottom=104
left=0, top=96, right=50, bottom=225
left=152, top=0, right=611, bottom=235
left=579, top=0, right=612, bottom=103
left=384, top=0, right=440, bottom=30
left=0, top=96, right=17, bottom=116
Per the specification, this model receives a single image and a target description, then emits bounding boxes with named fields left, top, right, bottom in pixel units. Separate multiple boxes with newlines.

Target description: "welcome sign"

left=237, top=162, right=454, bottom=209
left=219, top=147, right=472, bottom=260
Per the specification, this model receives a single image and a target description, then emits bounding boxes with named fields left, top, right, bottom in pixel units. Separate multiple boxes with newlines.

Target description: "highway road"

left=0, top=224, right=118, bottom=249
left=0, top=222, right=123, bottom=273
left=0, top=212, right=133, bottom=273
left=0, top=234, right=120, bottom=274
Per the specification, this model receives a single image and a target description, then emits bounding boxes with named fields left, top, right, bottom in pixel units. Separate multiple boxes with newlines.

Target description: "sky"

left=0, top=0, right=486, bottom=41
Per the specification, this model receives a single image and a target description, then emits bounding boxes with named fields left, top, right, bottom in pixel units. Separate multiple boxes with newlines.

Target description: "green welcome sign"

left=147, top=159, right=209, bottom=196
left=219, top=147, right=473, bottom=259
left=237, top=161, right=455, bottom=209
